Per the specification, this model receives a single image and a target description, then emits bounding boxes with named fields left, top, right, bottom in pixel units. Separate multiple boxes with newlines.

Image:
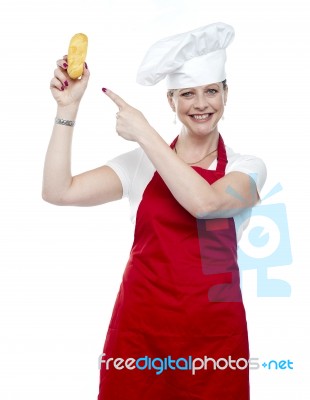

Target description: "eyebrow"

left=179, top=84, right=220, bottom=92
left=203, top=83, right=220, bottom=89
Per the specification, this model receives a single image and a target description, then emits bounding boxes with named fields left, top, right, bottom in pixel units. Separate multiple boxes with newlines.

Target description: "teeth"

left=192, top=114, right=210, bottom=120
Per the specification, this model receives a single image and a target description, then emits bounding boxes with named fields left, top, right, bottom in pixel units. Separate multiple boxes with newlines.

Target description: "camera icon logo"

left=235, top=183, right=292, bottom=297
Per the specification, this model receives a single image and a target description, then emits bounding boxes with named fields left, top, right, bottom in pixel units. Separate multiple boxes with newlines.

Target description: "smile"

left=190, top=113, right=212, bottom=121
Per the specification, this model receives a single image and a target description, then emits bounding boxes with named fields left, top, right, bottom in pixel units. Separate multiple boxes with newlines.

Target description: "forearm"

left=42, top=105, right=79, bottom=204
left=139, top=129, right=258, bottom=218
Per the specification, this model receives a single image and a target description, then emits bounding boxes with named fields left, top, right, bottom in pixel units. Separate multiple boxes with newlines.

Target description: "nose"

left=193, top=92, right=208, bottom=110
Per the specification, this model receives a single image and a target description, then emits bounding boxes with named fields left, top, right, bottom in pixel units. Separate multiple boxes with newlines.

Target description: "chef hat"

left=136, top=22, right=234, bottom=89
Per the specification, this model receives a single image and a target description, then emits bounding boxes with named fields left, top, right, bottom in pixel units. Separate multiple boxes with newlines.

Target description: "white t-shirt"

left=106, top=144, right=267, bottom=241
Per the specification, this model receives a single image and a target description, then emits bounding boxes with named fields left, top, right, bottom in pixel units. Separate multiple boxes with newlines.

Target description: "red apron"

left=98, top=135, right=250, bottom=400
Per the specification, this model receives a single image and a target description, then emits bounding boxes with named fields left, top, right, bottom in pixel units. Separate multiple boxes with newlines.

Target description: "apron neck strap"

left=216, top=134, right=228, bottom=173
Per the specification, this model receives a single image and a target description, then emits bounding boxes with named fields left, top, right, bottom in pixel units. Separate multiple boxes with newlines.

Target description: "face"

left=168, top=83, right=227, bottom=137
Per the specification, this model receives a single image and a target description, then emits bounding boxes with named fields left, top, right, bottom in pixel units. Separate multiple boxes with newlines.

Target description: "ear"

left=167, top=92, right=176, bottom=112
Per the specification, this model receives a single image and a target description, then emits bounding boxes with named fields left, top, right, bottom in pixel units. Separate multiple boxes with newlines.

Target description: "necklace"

left=174, top=145, right=218, bottom=165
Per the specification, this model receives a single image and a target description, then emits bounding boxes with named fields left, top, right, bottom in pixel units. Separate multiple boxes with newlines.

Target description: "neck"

left=174, top=129, right=219, bottom=166
left=177, top=128, right=219, bottom=153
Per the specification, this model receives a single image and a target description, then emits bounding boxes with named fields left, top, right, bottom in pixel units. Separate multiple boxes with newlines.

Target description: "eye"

left=206, top=89, right=218, bottom=95
left=180, top=91, right=194, bottom=97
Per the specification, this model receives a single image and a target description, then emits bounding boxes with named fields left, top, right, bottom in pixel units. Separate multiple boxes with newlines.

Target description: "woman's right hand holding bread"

left=43, top=54, right=123, bottom=207
left=43, top=33, right=122, bottom=207
left=50, top=57, right=90, bottom=109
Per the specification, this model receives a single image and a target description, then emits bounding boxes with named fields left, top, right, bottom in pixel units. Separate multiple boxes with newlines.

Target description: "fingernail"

left=64, top=80, right=68, bottom=87
left=85, top=62, right=88, bottom=69
left=102, top=88, right=108, bottom=93
left=63, top=63, right=68, bottom=68
left=61, top=86, right=64, bottom=91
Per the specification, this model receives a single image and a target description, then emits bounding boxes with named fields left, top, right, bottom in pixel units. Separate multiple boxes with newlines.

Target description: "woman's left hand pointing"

left=102, top=88, right=153, bottom=143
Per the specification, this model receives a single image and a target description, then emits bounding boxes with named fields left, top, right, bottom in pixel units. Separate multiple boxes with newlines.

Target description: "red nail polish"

left=85, top=62, right=88, bottom=69
left=63, top=63, right=68, bottom=68
left=61, top=86, right=64, bottom=91
left=102, top=88, right=107, bottom=93
left=64, top=80, right=68, bottom=86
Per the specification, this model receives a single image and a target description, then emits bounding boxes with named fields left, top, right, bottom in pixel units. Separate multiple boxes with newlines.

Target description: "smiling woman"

left=167, top=82, right=228, bottom=156
left=166, top=82, right=228, bottom=165
left=43, top=22, right=266, bottom=400
left=97, top=23, right=266, bottom=399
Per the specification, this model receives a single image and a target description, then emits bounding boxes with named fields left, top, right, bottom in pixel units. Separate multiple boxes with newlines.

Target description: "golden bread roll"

left=67, top=33, right=88, bottom=79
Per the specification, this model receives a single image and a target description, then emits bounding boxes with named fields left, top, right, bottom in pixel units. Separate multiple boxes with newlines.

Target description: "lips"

left=190, top=113, right=212, bottom=121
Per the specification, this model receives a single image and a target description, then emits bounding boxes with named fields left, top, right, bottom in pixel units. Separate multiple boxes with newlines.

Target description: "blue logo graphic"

left=235, top=182, right=292, bottom=297
left=261, top=359, right=293, bottom=370
left=197, top=178, right=292, bottom=299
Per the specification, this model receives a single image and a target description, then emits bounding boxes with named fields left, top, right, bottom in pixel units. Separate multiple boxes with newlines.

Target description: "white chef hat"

left=136, top=22, right=234, bottom=89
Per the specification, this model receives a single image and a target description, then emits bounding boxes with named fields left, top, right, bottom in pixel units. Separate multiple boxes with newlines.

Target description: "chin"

left=189, top=125, right=219, bottom=137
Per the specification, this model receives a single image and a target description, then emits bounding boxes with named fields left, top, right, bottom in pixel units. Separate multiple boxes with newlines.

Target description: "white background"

left=0, top=0, right=309, bottom=399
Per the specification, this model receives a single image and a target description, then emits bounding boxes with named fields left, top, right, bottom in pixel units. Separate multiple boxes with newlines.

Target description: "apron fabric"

left=98, top=135, right=250, bottom=400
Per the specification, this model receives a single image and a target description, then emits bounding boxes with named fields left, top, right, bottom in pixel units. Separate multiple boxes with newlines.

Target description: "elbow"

left=41, top=189, right=51, bottom=204
left=188, top=198, right=219, bottom=219
left=41, top=191, right=54, bottom=204
left=41, top=189, right=67, bottom=206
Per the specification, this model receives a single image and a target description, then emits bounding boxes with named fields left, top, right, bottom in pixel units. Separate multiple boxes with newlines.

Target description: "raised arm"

left=42, top=59, right=122, bottom=206
left=102, top=89, right=265, bottom=218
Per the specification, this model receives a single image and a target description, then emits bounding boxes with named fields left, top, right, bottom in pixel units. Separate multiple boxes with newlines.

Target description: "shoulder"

left=225, top=145, right=267, bottom=193
left=105, top=147, right=155, bottom=198
left=106, top=146, right=144, bottom=167
left=225, top=145, right=266, bottom=173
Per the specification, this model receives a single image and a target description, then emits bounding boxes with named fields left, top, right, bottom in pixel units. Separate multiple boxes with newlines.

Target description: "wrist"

left=138, top=126, right=160, bottom=148
left=56, top=103, right=80, bottom=120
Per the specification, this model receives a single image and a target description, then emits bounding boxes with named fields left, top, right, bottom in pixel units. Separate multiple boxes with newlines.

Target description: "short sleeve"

left=105, top=147, right=144, bottom=198
left=225, top=147, right=267, bottom=194
left=106, top=147, right=156, bottom=223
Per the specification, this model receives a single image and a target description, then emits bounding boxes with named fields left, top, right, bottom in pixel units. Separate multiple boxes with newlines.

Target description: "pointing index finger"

left=102, top=88, right=128, bottom=110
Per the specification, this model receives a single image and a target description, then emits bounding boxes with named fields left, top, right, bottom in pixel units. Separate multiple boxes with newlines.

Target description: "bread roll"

left=67, top=33, right=88, bottom=79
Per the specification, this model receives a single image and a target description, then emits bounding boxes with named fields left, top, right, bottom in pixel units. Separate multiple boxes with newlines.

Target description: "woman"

left=43, top=22, right=266, bottom=399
